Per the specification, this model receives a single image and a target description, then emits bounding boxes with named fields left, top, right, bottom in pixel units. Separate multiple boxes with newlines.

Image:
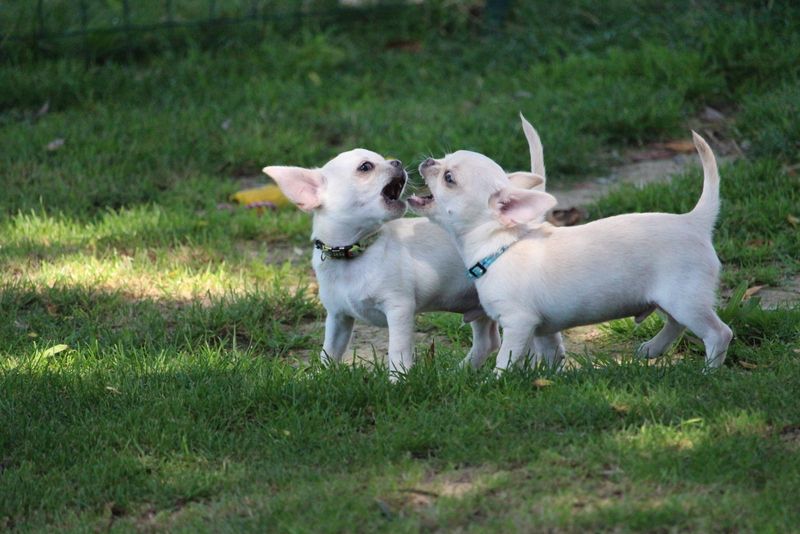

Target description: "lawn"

left=1, top=1, right=799, bottom=531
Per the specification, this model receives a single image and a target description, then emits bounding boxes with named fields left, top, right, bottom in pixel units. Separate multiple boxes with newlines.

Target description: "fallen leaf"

left=42, top=344, right=69, bottom=357
left=744, top=285, right=766, bottom=299
left=739, top=361, right=758, bottom=369
left=533, top=378, right=553, bottom=388
left=611, top=403, right=630, bottom=414
left=27, top=332, right=38, bottom=338
left=46, top=138, right=65, bottom=151
left=308, top=71, right=321, bottom=86
left=105, top=386, right=121, bottom=394
left=788, top=214, right=799, bottom=227
left=663, top=139, right=696, bottom=153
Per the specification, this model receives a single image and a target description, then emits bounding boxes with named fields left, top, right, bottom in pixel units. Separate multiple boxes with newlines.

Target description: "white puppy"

left=410, top=132, right=732, bottom=372
left=264, top=116, right=547, bottom=377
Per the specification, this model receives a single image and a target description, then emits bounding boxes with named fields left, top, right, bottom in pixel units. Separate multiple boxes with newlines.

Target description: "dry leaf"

left=787, top=214, right=799, bottom=227
left=533, top=378, right=553, bottom=388
left=663, top=139, right=696, bottom=153
left=46, top=138, right=65, bottom=151
left=739, top=361, right=758, bottom=369
left=42, top=344, right=69, bottom=357
left=611, top=403, right=630, bottom=414
left=105, top=386, right=121, bottom=394
left=27, top=332, right=38, bottom=338
left=744, top=285, right=766, bottom=299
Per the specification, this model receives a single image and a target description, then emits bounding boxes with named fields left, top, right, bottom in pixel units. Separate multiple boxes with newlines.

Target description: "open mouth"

left=407, top=183, right=434, bottom=209
left=381, top=175, right=406, bottom=202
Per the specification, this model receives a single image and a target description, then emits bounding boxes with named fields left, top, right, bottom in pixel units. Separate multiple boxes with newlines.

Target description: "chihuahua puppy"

left=410, top=132, right=732, bottom=373
left=264, top=116, right=548, bottom=378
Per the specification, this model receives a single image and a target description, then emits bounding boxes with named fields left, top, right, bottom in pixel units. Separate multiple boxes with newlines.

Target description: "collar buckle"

left=467, top=263, right=488, bottom=279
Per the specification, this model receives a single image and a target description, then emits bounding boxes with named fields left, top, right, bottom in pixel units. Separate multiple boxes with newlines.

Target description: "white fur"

left=265, top=149, right=500, bottom=379
left=264, top=116, right=552, bottom=378
left=416, top=132, right=732, bottom=373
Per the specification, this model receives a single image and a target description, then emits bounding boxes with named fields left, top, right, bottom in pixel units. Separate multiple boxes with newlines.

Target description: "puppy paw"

left=636, top=341, right=658, bottom=359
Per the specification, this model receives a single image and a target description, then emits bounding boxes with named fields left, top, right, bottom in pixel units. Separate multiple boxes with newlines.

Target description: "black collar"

left=313, top=233, right=380, bottom=260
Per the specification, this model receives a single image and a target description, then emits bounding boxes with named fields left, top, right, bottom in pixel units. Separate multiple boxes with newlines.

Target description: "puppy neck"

left=457, top=220, right=530, bottom=267
left=311, top=211, right=383, bottom=248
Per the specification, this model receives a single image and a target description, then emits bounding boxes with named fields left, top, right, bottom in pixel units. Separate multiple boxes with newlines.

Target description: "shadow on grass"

left=0, top=282, right=320, bottom=358
left=2, top=352, right=800, bottom=530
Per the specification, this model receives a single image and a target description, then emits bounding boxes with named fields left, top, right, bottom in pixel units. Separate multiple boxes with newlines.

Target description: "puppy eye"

left=444, top=171, right=455, bottom=184
left=358, top=162, right=374, bottom=172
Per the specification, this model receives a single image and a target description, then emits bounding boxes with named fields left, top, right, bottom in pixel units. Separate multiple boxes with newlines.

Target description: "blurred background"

left=2, top=0, right=798, bottom=216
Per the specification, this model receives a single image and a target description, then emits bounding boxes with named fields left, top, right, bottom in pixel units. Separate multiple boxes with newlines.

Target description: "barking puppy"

left=264, top=117, right=550, bottom=378
left=411, top=132, right=732, bottom=373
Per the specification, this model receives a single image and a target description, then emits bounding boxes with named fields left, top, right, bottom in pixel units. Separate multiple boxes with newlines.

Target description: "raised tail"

left=689, top=131, right=721, bottom=230
left=520, top=112, right=546, bottom=183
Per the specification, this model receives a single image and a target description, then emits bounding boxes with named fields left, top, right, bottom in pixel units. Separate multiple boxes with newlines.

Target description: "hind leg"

left=636, top=312, right=685, bottom=359
left=660, top=303, right=732, bottom=370
left=462, top=315, right=500, bottom=369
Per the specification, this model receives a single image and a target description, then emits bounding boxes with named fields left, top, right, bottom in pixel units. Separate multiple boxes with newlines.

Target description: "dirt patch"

left=753, top=275, right=800, bottom=310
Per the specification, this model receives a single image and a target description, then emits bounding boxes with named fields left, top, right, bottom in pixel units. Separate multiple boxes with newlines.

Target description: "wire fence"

left=1, top=0, right=510, bottom=61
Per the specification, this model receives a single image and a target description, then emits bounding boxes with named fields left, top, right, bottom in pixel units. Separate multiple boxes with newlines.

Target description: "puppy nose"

left=390, top=159, right=402, bottom=168
left=421, top=158, right=435, bottom=168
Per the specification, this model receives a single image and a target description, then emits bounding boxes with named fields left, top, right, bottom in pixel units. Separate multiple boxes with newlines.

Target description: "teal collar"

left=467, top=242, right=514, bottom=279
left=314, top=233, right=380, bottom=261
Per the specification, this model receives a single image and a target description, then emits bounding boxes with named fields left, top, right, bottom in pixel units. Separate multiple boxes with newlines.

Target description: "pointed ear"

left=490, top=187, right=557, bottom=227
left=507, top=171, right=546, bottom=191
left=262, top=166, right=323, bottom=212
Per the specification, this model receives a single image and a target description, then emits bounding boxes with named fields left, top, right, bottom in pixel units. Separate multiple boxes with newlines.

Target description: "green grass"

left=2, top=1, right=800, bottom=531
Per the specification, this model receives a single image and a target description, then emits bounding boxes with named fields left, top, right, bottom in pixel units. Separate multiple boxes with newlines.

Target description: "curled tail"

left=520, top=112, right=546, bottom=184
left=689, top=131, right=721, bottom=230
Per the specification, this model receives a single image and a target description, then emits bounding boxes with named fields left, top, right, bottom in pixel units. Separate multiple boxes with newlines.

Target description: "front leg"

left=495, top=315, right=537, bottom=375
left=532, top=333, right=566, bottom=371
left=320, top=312, right=355, bottom=365
left=385, top=306, right=416, bottom=381
left=461, top=314, right=500, bottom=369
